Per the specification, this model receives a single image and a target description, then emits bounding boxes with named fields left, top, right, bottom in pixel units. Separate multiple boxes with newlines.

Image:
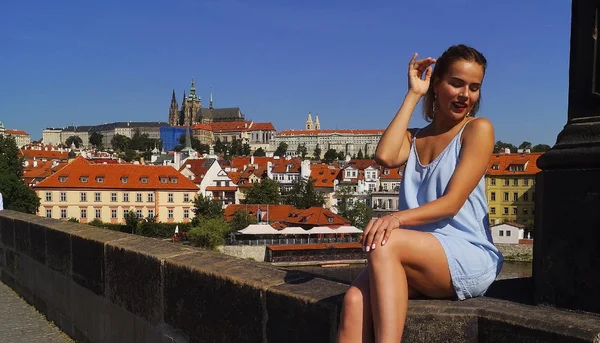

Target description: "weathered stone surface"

left=5, top=249, right=18, bottom=277
left=164, top=251, right=289, bottom=343
left=71, top=281, right=107, bottom=343
left=106, top=236, right=194, bottom=324
left=0, top=216, right=14, bottom=248
left=104, top=301, right=135, bottom=343
left=29, top=222, right=47, bottom=264
left=0, top=247, right=4, bottom=269
left=266, top=276, right=347, bottom=343
left=71, top=227, right=130, bottom=295
left=14, top=219, right=31, bottom=254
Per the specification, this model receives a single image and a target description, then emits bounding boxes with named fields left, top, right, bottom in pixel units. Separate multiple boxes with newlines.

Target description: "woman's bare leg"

left=368, top=229, right=454, bottom=342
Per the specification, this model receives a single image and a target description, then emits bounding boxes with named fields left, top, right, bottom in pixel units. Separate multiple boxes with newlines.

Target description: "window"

left=506, top=230, right=512, bottom=237
left=95, top=192, right=101, bottom=202
left=140, top=177, right=148, bottom=184
left=524, top=179, right=529, bottom=186
left=183, top=193, right=190, bottom=202
left=171, top=178, right=178, bottom=184
left=168, top=209, right=174, bottom=219
left=80, top=176, right=88, bottom=183
left=328, top=217, right=333, bottom=223
left=490, top=207, right=496, bottom=214
left=136, top=193, right=143, bottom=202
left=46, top=209, right=52, bottom=218
left=59, top=176, right=68, bottom=183
left=503, top=192, right=509, bottom=202
left=503, top=207, right=509, bottom=215
left=111, top=193, right=117, bottom=202
left=123, top=209, right=129, bottom=218
left=147, top=209, right=154, bottom=218
left=161, top=177, right=168, bottom=184
left=168, top=193, right=174, bottom=202
left=61, top=209, right=67, bottom=219
left=492, top=164, right=500, bottom=170
left=513, top=192, right=518, bottom=202
left=504, top=179, right=510, bottom=186
left=111, top=209, right=117, bottom=219
left=123, top=193, right=129, bottom=202
left=80, top=192, right=87, bottom=202
left=512, top=207, right=518, bottom=215
left=46, top=192, right=52, bottom=202
left=216, top=181, right=221, bottom=187
left=81, top=209, right=87, bottom=219
left=147, top=193, right=154, bottom=202
left=513, top=179, right=519, bottom=186
left=136, top=210, right=143, bottom=218
left=523, top=208, right=528, bottom=215
left=499, top=230, right=504, bottom=237
left=95, top=209, right=101, bottom=219
left=523, top=192, right=529, bottom=201
left=184, top=209, right=189, bottom=219
left=96, top=176, right=104, bottom=183
left=121, top=177, right=128, bottom=184
left=491, top=178, right=496, bottom=186
left=491, top=192, right=496, bottom=201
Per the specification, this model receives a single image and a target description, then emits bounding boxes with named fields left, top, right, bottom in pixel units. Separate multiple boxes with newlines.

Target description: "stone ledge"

left=2, top=210, right=600, bottom=343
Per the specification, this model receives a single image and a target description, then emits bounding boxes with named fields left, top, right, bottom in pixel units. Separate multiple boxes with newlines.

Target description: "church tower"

left=181, top=78, right=202, bottom=127
left=305, top=112, right=313, bottom=130
left=314, top=114, right=321, bottom=130
left=168, top=90, right=179, bottom=126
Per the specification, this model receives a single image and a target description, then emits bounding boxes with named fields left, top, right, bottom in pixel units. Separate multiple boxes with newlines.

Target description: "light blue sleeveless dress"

left=399, top=120, right=503, bottom=300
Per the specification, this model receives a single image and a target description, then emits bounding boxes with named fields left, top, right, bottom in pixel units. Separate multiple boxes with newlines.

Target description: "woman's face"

left=434, top=59, right=484, bottom=121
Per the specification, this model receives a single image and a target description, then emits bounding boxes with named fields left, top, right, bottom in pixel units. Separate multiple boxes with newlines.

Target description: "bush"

left=188, top=218, right=231, bottom=250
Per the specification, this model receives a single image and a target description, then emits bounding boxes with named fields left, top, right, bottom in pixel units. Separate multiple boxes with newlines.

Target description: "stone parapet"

left=1, top=210, right=600, bottom=342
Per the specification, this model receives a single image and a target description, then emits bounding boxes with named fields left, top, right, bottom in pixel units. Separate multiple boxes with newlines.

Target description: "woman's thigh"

left=378, top=229, right=455, bottom=298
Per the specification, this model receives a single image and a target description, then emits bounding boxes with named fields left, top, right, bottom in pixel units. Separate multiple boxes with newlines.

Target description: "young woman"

left=337, top=45, right=503, bottom=343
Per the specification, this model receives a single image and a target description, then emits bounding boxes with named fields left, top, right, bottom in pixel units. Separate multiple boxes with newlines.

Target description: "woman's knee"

left=367, top=229, right=406, bottom=263
left=342, top=286, right=365, bottom=312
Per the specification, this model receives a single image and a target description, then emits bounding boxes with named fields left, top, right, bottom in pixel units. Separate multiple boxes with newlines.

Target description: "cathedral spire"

left=305, top=112, right=314, bottom=130
left=171, top=89, right=176, bottom=101
left=209, top=87, right=214, bottom=110
left=314, top=114, right=321, bottom=130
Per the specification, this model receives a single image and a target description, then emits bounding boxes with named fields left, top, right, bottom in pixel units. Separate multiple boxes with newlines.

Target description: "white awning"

left=279, top=226, right=309, bottom=234
left=237, top=224, right=280, bottom=235
left=333, top=226, right=363, bottom=234
left=306, top=226, right=336, bottom=234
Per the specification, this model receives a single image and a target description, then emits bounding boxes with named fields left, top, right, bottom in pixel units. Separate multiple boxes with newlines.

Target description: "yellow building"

left=485, top=151, right=542, bottom=226
left=34, top=157, right=199, bottom=224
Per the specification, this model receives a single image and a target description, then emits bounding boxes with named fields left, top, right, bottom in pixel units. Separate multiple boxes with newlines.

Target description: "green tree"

left=323, top=149, right=338, bottom=163
left=65, top=135, right=83, bottom=148
left=253, top=147, right=266, bottom=157
left=518, top=141, right=532, bottom=150
left=192, top=194, right=224, bottom=220
left=214, top=138, right=226, bottom=154
left=274, top=142, right=288, bottom=157
left=124, top=210, right=140, bottom=234
left=313, top=144, right=322, bottom=160
left=188, top=218, right=232, bottom=250
left=337, top=150, right=346, bottom=160
left=357, top=149, right=364, bottom=159
left=89, top=132, right=104, bottom=150
left=333, top=185, right=354, bottom=218
left=532, top=144, right=551, bottom=152
left=283, top=178, right=325, bottom=209
left=494, top=141, right=517, bottom=153
left=296, top=144, right=308, bottom=159
left=122, top=149, right=138, bottom=162
left=111, top=134, right=130, bottom=152
left=242, top=143, right=251, bottom=156
left=230, top=209, right=259, bottom=232
left=244, top=178, right=281, bottom=204
left=524, top=219, right=535, bottom=238
left=177, top=132, right=209, bottom=153
left=345, top=201, right=373, bottom=229
left=0, top=135, right=40, bottom=214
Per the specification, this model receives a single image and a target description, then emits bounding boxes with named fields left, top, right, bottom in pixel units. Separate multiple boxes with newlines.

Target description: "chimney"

left=33, top=160, right=38, bottom=167
left=517, top=149, right=524, bottom=154
left=525, top=149, right=531, bottom=153
left=250, top=155, right=254, bottom=165
left=504, top=148, right=511, bottom=154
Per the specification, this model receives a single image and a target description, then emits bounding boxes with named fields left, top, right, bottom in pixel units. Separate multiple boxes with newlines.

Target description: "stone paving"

left=0, top=282, right=73, bottom=343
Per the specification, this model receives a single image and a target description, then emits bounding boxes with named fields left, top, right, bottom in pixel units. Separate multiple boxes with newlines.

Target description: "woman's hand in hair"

left=408, top=53, right=435, bottom=97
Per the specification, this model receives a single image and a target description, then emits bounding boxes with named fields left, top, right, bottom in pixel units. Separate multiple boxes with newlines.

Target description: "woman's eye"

left=470, top=86, right=480, bottom=92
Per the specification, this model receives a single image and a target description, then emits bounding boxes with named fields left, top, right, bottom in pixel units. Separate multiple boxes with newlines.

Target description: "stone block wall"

left=2, top=210, right=600, bottom=343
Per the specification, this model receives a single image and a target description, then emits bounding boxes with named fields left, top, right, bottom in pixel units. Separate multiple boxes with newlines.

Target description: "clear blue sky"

left=0, top=0, right=570, bottom=146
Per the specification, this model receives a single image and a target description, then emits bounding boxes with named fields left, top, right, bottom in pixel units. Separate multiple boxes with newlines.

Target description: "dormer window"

left=59, top=176, right=68, bottom=183
left=96, top=176, right=104, bottom=183
left=492, top=164, right=500, bottom=170
left=121, top=177, right=129, bottom=184
left=160, top=177, right=168, bottom=184
left=140, top=177, right=148, bottom=184
left=384, top=169, right=390, bottom=175
left=80, top=176, right=89, bottom=183
left=170, top=178, right=178, bottom=184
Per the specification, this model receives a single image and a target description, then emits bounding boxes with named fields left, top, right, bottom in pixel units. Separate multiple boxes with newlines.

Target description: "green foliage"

left=518, top=141, right=532, bottom=150
left=124, top=210, right=140, bottom=233
left=323, top=149, right=338, bottom=163
left=333, top=185, right=354, bottom=217
left=0, top=135, right=40, bottom=214
left=313, top=144, right=322, bottom=160
left=337, top=150, right=346, bottom=160
left=344, top=201, right=373, bottom=229
left=65, top=135, right=83, bottom=148
left=177, top=133, right=210, bottom=153
left=111, top=134, right=131, bottom=152
left=68, top=217, right=79, bottom=223
left=274, top=142, right=288, bottom=157
left=532, top=144, right=551, bottom=152
left=89, top=132, right=104, bottom=150
left=253, top=147, right=266, bottom=157
left=230, top=209, right=258, bottom=232
left=122, top=149, right=138, bottom=162
left=357, top=149, right=364, bottom=159
left=296, top=144, right=308, bottom=159
left=244, top=178, right=281, bottom=204
left=192, top=194, right=224, bottom=219
left=283, top=178, right=324, bottom=209
left=214, top=138, right=226, bottom=154
left=188, top=218, right=232, bottom=250
left=88, top=218, right=104, bottom=227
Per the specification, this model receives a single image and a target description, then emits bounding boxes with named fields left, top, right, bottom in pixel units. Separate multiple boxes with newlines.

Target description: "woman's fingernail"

left=382, top=240, right=386, bottom=246
left=366, top=246, right=370, bottom=252
left=371, top=243, right=376, bottom=250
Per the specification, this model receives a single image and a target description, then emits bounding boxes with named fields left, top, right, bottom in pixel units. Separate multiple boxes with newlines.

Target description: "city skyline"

left=1, top=0, right=570, bottom=145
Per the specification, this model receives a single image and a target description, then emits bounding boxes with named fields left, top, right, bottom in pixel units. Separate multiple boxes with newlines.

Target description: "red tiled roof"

left=20, top=149, right=69, bottom=160
left=310, top=164, right=341, bottom=188
left=210, top=121, right=252, bottom=133
left=227, top=171, right=242, bottom=184
left=192, top=124, right=213, bottom=131
left=271, top=158, right=301, bottom=173
left=487, top=153, right=542, bottom=176
left=249, top=122, right=276, bottom=131
left=347, top=159, right=378, bottom=170
left=380, top=166, right=403, bottom=180
left=5, top=129, right=29, bottom=135
left=278, top=129, right=384, bottom=136
left=230, top=156, right=275, bottom=170
left=286, top=207, right=350, bottom=226
left=267, top=243, right=361, bottom=251
left=225, top=204, right=350, bottom=226
left=206, top=186, right=237, bottom=191
left=34, top=157, right=198, bottom=190
left=178, top=159, right=213, bottom=183
left=225, top=204, right=295, bottom=222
